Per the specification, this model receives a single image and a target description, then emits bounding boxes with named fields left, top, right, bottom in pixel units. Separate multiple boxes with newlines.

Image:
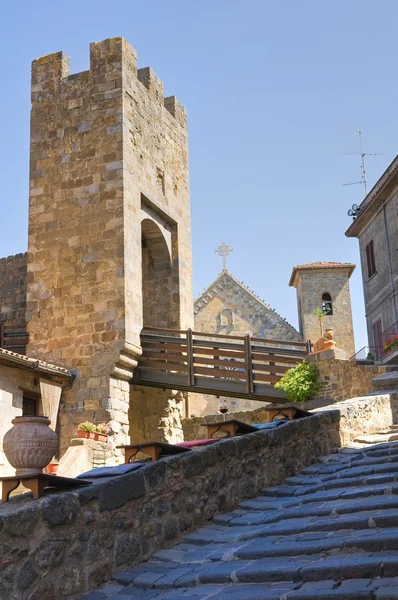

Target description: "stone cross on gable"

left=215, top=242, right=233, bottom=271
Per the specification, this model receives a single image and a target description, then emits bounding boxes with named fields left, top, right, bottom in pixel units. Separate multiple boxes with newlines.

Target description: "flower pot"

left=94, top=433, right=108, bottom=443
left=46, top=462, right=58, bottom=475
left=3, top=416, right=58, bottom=477
left=77, top=430, right=95, bottom=440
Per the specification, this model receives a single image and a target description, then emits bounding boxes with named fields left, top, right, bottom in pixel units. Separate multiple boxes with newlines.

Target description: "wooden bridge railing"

left=134, top=327, right=310, bottom=403
left=0, top=323, right=29, bottom=355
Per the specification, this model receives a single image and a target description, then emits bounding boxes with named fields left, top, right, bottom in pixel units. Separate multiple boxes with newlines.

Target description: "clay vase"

left=3, top=416, right=59, bottom=476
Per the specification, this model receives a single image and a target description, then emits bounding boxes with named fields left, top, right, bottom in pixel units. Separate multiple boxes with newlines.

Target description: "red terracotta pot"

left=94, top=433, right=108, bottom=443
left=46, top=462, right=58, bottom=474
left=77, top=430, right=95, bottom=440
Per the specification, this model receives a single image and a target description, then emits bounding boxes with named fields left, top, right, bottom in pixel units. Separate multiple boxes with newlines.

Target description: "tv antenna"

left=341, top=130, right=382, bottom=194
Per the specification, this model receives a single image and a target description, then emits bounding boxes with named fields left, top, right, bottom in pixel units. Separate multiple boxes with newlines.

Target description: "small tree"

left=314, top=307, right=329, bottom=336
left=275, top=360, right=322, bottom=403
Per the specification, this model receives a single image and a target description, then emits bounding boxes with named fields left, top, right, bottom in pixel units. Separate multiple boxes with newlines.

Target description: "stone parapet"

left=308, top=348, right=347, bottom=362
left=312, top=391, right=398, bottom=445
left=0, top=411, right=339, bottom=598
left=311, top=358, right=389, bottom=405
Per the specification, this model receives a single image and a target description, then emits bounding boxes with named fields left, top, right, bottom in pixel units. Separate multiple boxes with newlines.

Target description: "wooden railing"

left=0, top=323, right=29, bottom=355
left=134, top=327, right=309, bottom=403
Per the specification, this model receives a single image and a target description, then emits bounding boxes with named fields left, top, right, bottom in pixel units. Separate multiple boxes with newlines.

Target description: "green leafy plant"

left=77, top=421, right=96, bottom=433
left=77, top=422, right=111, bottom=434
left=275, top=360, right=322, bottom=403
left=366, top=352, right=375, bottom=361
left=314, top=307, right=330, bottom=336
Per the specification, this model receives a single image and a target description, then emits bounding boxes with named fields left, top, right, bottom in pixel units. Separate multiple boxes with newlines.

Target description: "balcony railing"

left=350, top=346, right=383, bottom=362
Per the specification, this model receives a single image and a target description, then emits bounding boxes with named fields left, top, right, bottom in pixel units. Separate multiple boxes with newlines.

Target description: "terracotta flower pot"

left=94, top=433, right=108, bottom=443
left=77, top=430, right=95, bottom=440
left=46, top=462, right=58, bottom=475
left=3, top=416, right=58, bottom=476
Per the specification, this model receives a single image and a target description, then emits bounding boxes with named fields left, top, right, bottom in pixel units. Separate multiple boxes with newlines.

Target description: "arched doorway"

left=141, top=218, right=178, bottom=329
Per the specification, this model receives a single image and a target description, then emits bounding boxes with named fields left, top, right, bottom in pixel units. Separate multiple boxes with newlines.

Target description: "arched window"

left=220, top=308, right=234, bottom=328
left=322, top=293, right=333, bottom=315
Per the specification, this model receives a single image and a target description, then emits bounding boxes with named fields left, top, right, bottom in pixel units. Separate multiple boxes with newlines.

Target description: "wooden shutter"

left=366, top=241, right=376, bottom=278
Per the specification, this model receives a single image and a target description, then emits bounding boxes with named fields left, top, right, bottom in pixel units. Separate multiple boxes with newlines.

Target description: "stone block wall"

left=26, top=37, right=193, bottom=454
left=0, top=253, right=27, bottom=327
left=0, top=411, right=339, bottom=599
left=312, top=358, right=389, bottom=405
left=312, top=391, right=398, bottom=445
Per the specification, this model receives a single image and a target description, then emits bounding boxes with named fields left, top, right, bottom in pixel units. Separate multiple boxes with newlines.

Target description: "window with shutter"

left=365, top=240, right=376, bottom=278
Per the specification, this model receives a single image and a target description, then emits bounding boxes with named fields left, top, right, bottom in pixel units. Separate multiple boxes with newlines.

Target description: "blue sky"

left=1, top=1, right=397, bottom=351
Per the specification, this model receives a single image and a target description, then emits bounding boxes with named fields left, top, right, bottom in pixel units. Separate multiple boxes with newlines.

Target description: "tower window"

left=322, top=293, right=333, bottom=315
left=365, top=240, right=376, bottom=278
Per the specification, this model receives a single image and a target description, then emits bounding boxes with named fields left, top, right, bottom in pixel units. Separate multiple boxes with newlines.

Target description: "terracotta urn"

left=3, top=416, right=58, bottom=476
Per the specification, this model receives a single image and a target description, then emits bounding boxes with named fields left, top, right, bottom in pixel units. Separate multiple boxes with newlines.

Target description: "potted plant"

left=94, top=423, right=110, bottom=442
left=46, top=461, right=59, bottom=474
left=384, top=335, right=398, bottom=355
left=77, top=422, right=96, bottom=439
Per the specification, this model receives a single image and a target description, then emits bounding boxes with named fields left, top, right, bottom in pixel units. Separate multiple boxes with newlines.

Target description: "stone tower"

left=27, top=38, right=193, bottom=454
left=289, top=262, right=356, bottom=358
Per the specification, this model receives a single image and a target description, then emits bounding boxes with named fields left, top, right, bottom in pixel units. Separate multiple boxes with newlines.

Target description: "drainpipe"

left=383, top=202, right=398, bottom=325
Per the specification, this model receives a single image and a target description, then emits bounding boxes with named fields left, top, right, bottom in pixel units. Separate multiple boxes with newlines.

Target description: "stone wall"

left=183, top=404, right=290, bottom=441
left=0, top=253, right=27, bottom=327
left=312, top=358, right=389, bottom=405
left=0, top=411, right=339, bottom=599
left=26, top=37, right=193, bottom=455
left=312, top=391, right=398, bottom=445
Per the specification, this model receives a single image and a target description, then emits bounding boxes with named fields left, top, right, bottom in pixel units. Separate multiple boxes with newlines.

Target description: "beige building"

left=0, top=348, right=72, bottom=476
left=346, top=156, right=398, bottom=361
left=289, top=262, right=356, bottom=359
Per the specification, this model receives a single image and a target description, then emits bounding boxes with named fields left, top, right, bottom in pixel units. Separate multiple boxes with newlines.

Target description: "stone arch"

left=141, top=218, right=178, bottom=328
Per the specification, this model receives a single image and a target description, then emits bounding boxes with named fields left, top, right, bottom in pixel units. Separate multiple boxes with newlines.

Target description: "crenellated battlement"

left=31, top=37, right=186, bottom=126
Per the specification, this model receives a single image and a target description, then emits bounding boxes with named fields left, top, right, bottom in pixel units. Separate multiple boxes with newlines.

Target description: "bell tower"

left=289, top=262, right=356, bottom=358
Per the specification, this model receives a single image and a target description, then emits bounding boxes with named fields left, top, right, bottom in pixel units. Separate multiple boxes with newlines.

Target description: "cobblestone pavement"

left=81, top=442, right=398, bottom=599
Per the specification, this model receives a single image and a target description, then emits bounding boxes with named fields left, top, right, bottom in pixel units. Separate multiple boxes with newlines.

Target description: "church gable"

left=194, top=271, right=301, bottom=341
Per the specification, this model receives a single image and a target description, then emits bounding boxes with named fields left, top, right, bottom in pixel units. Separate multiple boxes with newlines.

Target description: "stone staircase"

left=83, top=441, right=398, bottom=600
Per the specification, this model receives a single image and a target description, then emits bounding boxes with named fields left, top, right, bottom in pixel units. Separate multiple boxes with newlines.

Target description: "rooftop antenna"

left=341, top=130, right=382, bottom=194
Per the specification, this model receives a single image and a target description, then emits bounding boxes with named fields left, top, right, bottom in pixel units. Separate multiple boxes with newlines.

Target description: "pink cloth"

left=177, top=439, right=219, bottom=448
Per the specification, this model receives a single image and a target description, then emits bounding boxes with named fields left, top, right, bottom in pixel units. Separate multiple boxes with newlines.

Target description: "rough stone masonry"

left=26, top=38, right=194, bottom=455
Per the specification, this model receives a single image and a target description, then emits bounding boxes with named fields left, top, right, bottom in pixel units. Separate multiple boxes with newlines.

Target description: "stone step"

left=261, top=471, right=398, bottom=497
left=241, top=482, right=398, bottom=512
left=286, top=460, right=398, bottom=486
left=227, top=495, right=398, bottom=527
left=355, top=434, right=398, bottom=444
left=124, top=551, right=398, bottom=589
left=103, top=580, right=398, bottom=600
left=183, top=507, right=398, bottom=545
